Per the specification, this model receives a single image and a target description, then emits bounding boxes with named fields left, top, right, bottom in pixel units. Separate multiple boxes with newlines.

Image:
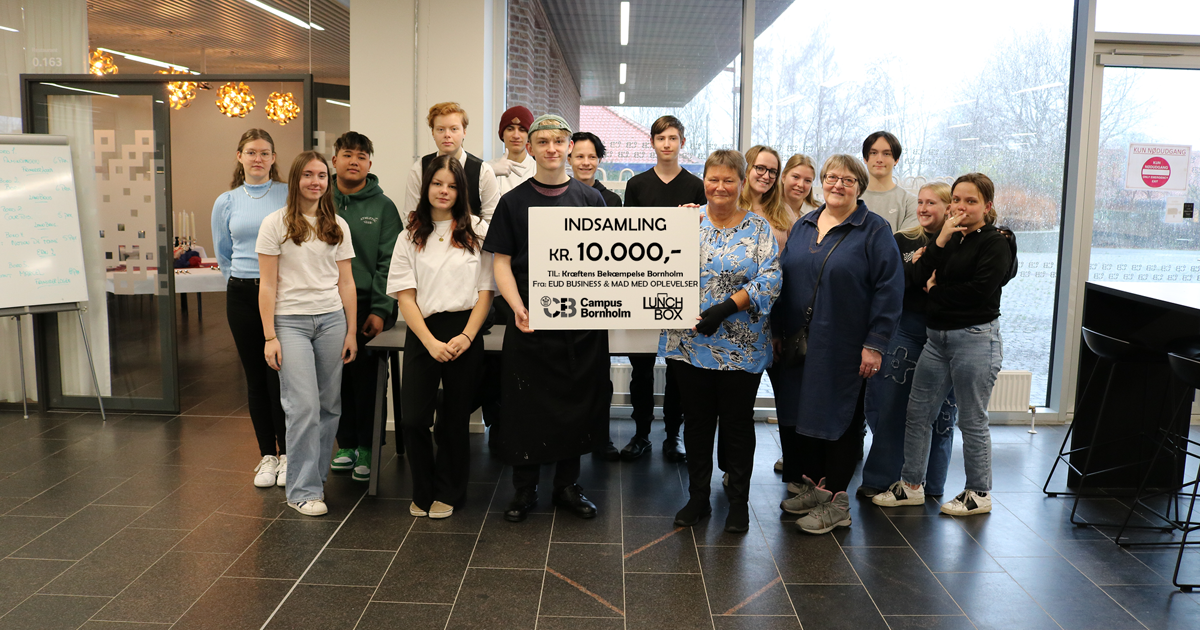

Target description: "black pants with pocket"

left=673, top=361, right=762, bottom=506
left=226, top=278, right=286, bottom=456
left=401, top=310, right=483, bottom=510
left=512, top=457, right=581, bottom=494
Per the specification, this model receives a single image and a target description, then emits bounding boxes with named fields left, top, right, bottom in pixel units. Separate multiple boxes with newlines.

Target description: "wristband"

left=458, top=332, right=473, bottom=343
left=264, top=336, right=276, bottom=342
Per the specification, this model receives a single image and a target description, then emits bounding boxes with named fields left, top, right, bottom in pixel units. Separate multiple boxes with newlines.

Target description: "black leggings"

left=401, top=310, right=484, bottom=510
left=226, top=279, right=286, bottom=456
left=784, top=382, right=867, bottom=494
left=673, top=361, right=762, bottom=506
left=629, top=355, right=683, bottom=438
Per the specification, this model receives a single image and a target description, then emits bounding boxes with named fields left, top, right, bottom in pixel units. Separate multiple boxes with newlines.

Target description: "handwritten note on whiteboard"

left=0, top=137, right=89, bottom=310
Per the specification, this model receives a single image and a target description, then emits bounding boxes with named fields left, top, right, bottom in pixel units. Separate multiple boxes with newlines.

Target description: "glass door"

left=25, top=79, right=178, bottom=413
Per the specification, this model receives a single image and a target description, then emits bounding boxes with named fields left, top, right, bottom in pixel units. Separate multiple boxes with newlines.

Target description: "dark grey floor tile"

left=693, top=495, right=771, bottom=548
left=214, top=483, right=287, bottom=520
left=0, top=463, right=83, bottom=498
left=843, top=547, right=958, bottom=616
left=0, top=558, right=75, bottom=616
left=992, top=492, right=1109, bottom=541
left=622, top=471, right=687, bottom=517
left=625, top=572, right=712, bottom=630
left=760, top=526, right=859, bottom=584
left=264, top=584, right=373, bottom=629
left=470, top=513, right=552, bottom=569
left=93, top=551, right=238, bottom=623
left=711, top=616, right=802, bottom=630
left=0, top=594, right=110, bottom=630
left=327, top=497, right=414, bottom=550
left=1053, top=539, right=1167, bottom=585
left=171, top=577, right=293, bottom=630
left=78, top=622, right=173, bottom=629
left=551, top=489, right=622, bottom=544
left=935, top=571, right=1059, bottom=630
left=356, top=602, right=451, bottom=630
left=1102, top=584, right=1200, bottom=630
left=831, top=499, right=907, bottom=547
left=0, top=515, right=63, bottom=556
left=540, top=542, right=624, bottom=618
left=537, top=617, right=626, bottom=630
left=374, top=532, right=475, bottom=603
left=785, top=584, right=888, bottom=630
left=224, top=518, right=339, bottom=579
left=883, top=615, right=975, bottom=629
left=7, top=474, right=128, bottom=517
left=699, top=545, right=791, bottom=616
left=1130, top=549, right=1200, bottom=585
left=128, top=482, right=243, bottom=530
left=12, top=505, right=147, bottom=560
left=94, top=468, right=196, bottom=507
left=623, top=516, right=700, bottom=573
left=371, top=449, right=416, bottom=500
left=173, top=511, right=272, bottom=555
left=409, top=482, right=494, bottom=534
left=301, top=548, right=394, bottom=586
left=40, top=527, right=187, bottom=596
left=889, top=516, right=1003, bottom=572
left=997, top=556, right=1145, bottom=630
left=444, top=568, right=542, bottom=629
left=273, top=474, right=362, bottom=522
left=951, top=503, right=1058, bottom=557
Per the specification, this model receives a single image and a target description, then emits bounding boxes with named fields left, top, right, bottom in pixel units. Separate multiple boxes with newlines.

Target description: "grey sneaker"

left=796, top=491, right=851, bottom=534
left=779, top=475, right=832, bottom=515
left=871, top=481, right=925, bottom=507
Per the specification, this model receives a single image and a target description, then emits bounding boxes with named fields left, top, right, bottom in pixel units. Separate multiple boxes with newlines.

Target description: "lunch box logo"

left=643, top=293, right=683, bottom=320
left=540, top=296, right=577, bottom=318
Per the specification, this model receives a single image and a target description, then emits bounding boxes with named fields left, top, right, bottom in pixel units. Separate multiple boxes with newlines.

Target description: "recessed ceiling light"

left=245, top=0, right=323, bottom=31
left=43, top=82, right=119, bottom=98
left=0, top=25, right=18, bottom=33
left=325, top=99, right=350, bottom=108
left=620, top=2, right=630, bottom=45
left=619, top=91, right=625, bottom=105
left=619, top=63, right=626, bottom=85
left=98, top=47, right=189, bottom=72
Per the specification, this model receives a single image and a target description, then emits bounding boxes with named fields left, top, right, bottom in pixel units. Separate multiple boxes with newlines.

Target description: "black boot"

left=663, top=434, right=687, bottom=463
left=504, top=487, right=538, bottom=523
left=620, top=435, right=652, bottom=461
left=593, top=441, right=620, bottom=462
left=724, top=502, right=749, bottom=533
left=674, top=497, right=712, bottom=527
left=552, top=484, right=597, bottom=519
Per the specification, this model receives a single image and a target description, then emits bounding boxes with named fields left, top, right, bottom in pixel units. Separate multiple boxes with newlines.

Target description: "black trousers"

left=226, top=278, right=286, bottom=456
left=512, top=457, right=581, bottom=493
left=338, top=300, right=397, bottom=451
left=784, top=381, right=867, bottom=494
left=628, top=354, right=683, bottom=438
left=673, top=361, right=762, bottom=506
left=401, top=310, right=484, bottom=510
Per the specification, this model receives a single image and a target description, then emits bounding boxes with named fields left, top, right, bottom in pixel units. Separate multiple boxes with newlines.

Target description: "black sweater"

left=894, top=231, right=933, bottom=316
left=912, top=224, right=1012, bottom=330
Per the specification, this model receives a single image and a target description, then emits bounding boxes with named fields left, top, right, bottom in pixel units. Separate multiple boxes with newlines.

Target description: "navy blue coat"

left=771, top=201, right=904, bottom=440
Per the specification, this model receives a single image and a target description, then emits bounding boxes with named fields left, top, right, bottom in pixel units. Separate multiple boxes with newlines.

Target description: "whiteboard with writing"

left=0, top=136, right=88, bottom=309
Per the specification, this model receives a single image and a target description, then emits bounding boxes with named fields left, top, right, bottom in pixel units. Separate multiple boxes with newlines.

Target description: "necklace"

left=243, top=180, right=274, bottom=199
left=710, top=210, right=742, bottom=229
left=432, top=222, right=451, bottom=242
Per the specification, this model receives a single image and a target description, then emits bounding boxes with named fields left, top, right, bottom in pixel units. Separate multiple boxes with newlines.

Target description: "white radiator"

left=987, top=370, right=1033, bottom=412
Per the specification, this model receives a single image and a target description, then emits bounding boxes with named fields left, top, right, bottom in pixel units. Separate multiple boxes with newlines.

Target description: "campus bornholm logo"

left=642, top=293, right=683, bottom=320
left=541, top=296, right=576, bottom=318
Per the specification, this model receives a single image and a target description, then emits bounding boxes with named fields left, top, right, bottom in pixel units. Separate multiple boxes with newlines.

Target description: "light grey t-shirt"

left=861, top=186, right=919, bottom=234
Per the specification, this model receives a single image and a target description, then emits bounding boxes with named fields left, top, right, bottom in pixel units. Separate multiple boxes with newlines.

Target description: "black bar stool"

left=1043, top=328, right=1173, bottom=529
left=1115, top=352, right=1200, bottom=592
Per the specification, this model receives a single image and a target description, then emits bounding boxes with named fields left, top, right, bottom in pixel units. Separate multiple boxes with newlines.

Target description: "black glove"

left=695, top=298, right=738, bottom=336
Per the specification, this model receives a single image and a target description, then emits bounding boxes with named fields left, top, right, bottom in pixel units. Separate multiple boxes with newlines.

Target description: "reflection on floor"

left=1, top=294, right=1198, bottom=629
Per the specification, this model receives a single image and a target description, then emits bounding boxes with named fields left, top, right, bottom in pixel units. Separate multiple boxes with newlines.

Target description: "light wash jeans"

left=901, top=320, right=1002, bottom=493
left=276, top=311, right=347, bottom=503
left=864, top=311, right=959, bottom=495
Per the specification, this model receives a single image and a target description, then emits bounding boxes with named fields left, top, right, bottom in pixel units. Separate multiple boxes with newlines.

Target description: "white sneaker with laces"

left=871, top=481, right=925, bottom=507
left=275, top=454, right=288, bottom=487
left=253, top=455, right=278, bottom=488
left=940, top=490, right=991, bottom=516
left=288, top=499, right=327, bottom=516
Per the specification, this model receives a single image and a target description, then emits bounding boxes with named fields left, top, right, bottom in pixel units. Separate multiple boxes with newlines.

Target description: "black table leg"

left=369, top=352, right=389, bottom=496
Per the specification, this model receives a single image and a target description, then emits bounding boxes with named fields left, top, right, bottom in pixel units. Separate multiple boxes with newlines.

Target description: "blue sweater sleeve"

left=211, top=194, right=233, bottom=281
left=745, top=221, right=782, bottom=317
left=864, top=223, right=904, bottom=352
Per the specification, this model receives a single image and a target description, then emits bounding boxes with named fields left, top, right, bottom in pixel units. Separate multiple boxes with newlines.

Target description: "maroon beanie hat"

left=498, top=106, right=534, bottom=140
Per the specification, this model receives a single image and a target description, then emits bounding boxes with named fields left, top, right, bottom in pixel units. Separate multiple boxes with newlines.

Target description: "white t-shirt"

left=255, top=208, right=355, bottom=316
left=387, top=215, right=495, bottom=318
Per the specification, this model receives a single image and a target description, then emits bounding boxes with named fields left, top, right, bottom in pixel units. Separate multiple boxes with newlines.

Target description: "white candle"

left=190, top=211, right=196, bottom=245
left=173, top=211, right=178, bottom=240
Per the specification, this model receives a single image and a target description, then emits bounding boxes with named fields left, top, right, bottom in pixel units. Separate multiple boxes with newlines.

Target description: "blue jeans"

left=276, top=311, right=347, bottom=503
left=902, top=320, right=1002, bottom=493
left=863, top=311, right=959, bottom=495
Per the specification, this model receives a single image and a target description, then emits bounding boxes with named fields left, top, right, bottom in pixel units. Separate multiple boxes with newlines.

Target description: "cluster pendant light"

left=156, top=68, right=200, bottom=109
left=216, top=82, right=255, bottom=118
left=265, top=91, right=300, bottom=125
left=88, top=49, right=118, bottom=75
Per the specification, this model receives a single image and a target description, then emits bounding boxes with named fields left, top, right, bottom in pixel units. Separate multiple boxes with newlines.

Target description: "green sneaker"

left=331, top=448, right=357, bottom=471
left=352, top=447, right=371, bottom=482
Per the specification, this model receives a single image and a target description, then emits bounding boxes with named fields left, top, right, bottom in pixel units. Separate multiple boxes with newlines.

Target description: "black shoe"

left=855, top=486, right=883, bottom=499
left=674, top=498, right=712, bottom=527
left=663, top=434, right=687, bottom=463
left=552, top=484, right=597, bottom=519
left=620, top=435, right=652, bottom=461
left=724, top=503, right=749, bottom=533
left=593, top=441, right=620, bottom=462
left=504, top=488, right=538, bottom=522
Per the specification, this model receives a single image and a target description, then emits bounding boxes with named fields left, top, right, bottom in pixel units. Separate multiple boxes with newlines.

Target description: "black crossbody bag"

left=775, top=229, right=850, bottom=369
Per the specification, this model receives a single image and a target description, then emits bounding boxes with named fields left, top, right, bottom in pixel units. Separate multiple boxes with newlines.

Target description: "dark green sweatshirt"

left=333, top=173, right=402, bottom=320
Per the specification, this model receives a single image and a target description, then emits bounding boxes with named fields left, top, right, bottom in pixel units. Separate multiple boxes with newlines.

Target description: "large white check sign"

left=528, top=206, right=699, bottom=330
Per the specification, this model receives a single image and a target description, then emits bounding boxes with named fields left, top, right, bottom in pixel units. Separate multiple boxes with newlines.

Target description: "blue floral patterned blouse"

left=659, top=208, right=781, bottom=373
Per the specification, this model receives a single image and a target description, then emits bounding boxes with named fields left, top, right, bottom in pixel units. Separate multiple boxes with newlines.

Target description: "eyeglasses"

left=241, top=150, right=273, bottom=159
left=824, top=175, right=858, bottom=187
left=752, top=164, right=779, bottom=179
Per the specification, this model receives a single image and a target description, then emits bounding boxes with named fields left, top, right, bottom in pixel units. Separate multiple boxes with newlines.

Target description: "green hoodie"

left=333, top=173, right=402, bottom=320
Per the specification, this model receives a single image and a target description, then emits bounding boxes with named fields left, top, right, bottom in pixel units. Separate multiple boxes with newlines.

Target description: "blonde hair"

left=819, top=154, right=869, bottom=199
left=782, top=153, right=818, bottom=209
left=899, top=181, right=952, bottom=242
left=426, top=102, right=469, bottom=129
left=740, top=145, right=789, bottom=231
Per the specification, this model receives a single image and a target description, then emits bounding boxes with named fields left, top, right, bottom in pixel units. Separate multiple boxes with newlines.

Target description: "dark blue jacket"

left=771, top=201, right=903, bottom=440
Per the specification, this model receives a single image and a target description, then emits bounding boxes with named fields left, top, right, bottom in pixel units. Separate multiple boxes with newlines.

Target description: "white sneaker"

left=275, top=455, right=287, bottom=487
left=410, top=502, right=428, bottom=517
left=253, top=455, right=279, bottom=488
left=940, top=490, right=992, bottom=516
left=288, top=499, right=327, bottom=516
left=872, top=481, right=925, bottom=507
left=428, top=501, right=454, bottom=519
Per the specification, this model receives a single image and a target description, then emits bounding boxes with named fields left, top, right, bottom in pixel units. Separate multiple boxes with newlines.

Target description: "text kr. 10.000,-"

left=547, top=242, right=679, bottom=263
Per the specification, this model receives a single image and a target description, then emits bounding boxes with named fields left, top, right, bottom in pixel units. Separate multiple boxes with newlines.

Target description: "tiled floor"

left=2, top=294, right=1199, bottom=629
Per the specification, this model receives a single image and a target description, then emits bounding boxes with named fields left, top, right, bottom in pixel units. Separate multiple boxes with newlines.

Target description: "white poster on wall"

left=528, top=206, right=699, bottom=330
left=1125, top=143, right=1192, bottom=192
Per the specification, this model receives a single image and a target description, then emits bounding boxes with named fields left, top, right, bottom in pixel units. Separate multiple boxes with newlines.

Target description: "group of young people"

left=212, top=103, right=1011, bottom=534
